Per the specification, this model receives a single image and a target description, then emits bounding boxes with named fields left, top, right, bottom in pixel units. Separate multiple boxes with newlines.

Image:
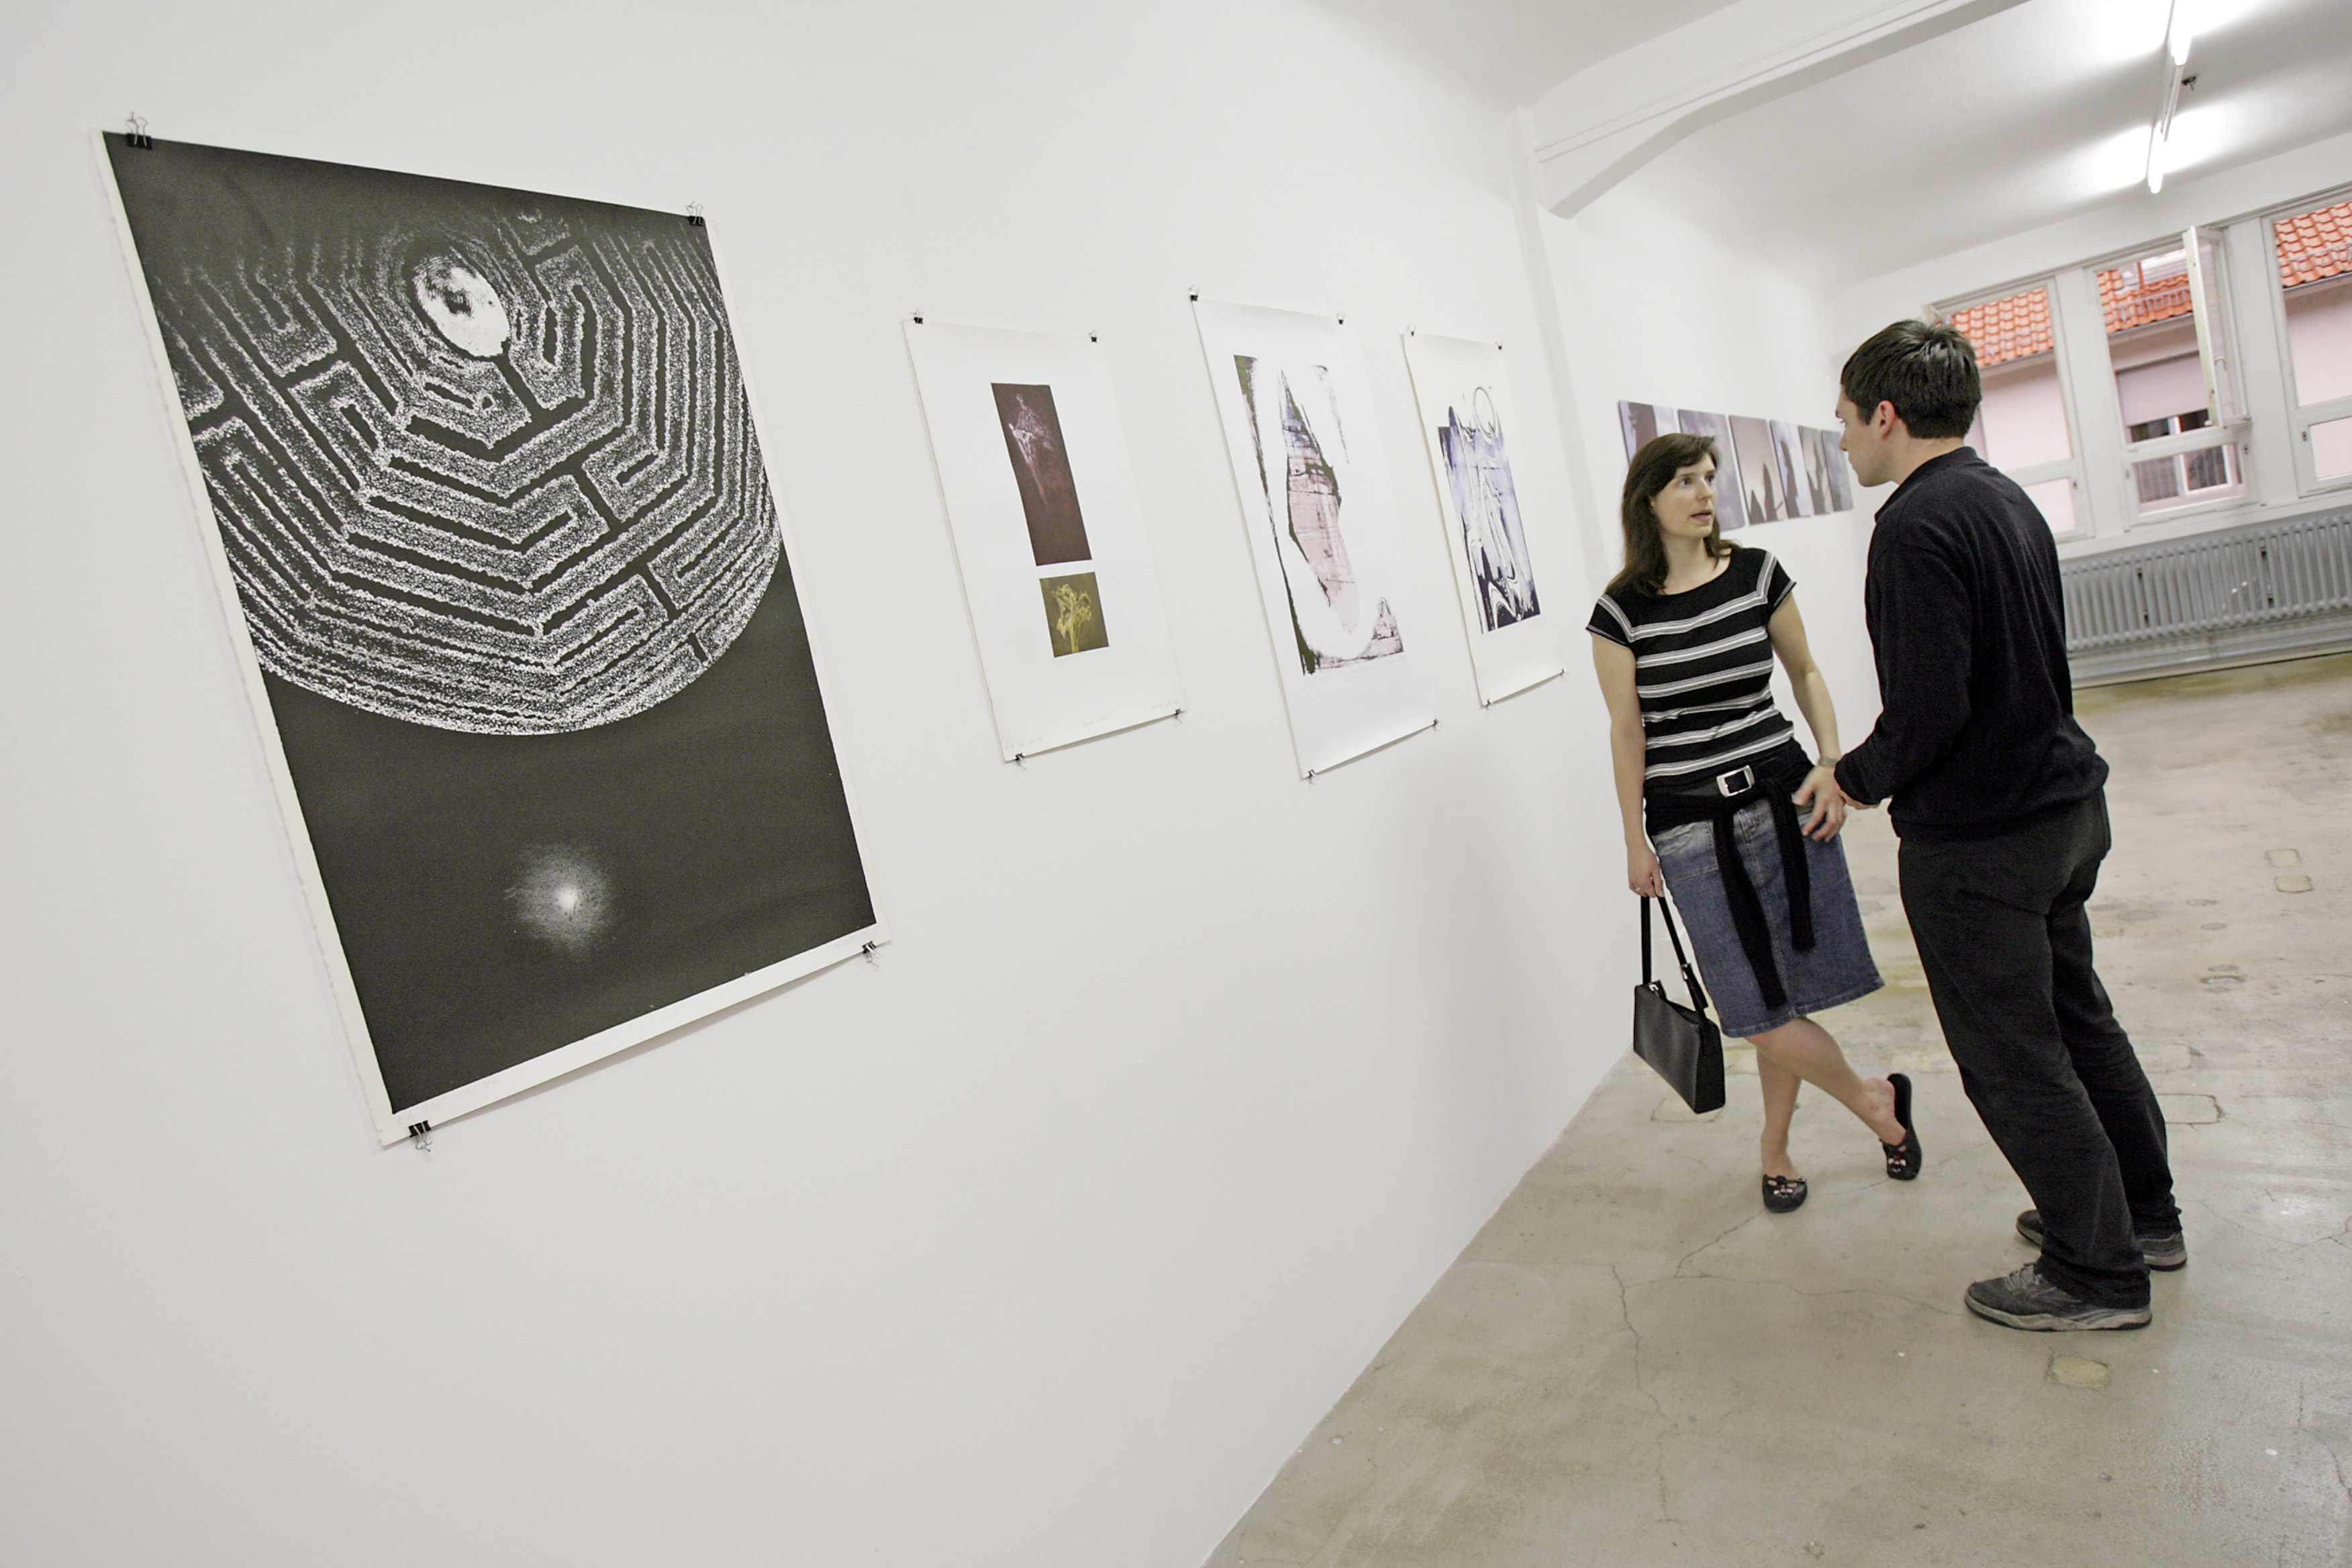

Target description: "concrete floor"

left=1209, top=652, right=2352, bottom=1568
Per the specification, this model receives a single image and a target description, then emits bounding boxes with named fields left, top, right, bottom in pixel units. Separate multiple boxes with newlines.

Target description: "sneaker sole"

left=1964, top=1294, right=2151, bottom=1332
left=2013, top=1223, right=2187, bottom=1271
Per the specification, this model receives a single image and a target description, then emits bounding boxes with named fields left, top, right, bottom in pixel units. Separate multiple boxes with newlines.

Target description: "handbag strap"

left=1642, top=895, right=1712, bottom=1015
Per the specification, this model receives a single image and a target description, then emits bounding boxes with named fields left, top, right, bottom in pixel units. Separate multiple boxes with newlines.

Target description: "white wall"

left=1534, top=174, right=1885, bottom=743
left=0, top=3, right=1654, bottom=1565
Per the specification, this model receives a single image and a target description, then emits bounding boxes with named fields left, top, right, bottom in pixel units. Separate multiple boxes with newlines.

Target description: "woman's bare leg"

left=1747, top=1016, right=1907, bottom=1146
left=1758, top=1050, right=1803, bottom=1180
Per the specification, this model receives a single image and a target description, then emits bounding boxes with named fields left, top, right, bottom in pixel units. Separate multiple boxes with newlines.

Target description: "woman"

left=1589, top=432, right=1920, bottom=1212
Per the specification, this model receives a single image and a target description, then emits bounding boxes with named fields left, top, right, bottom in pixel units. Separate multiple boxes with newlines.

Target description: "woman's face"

left=1651, top=458, right=1717, bottom=541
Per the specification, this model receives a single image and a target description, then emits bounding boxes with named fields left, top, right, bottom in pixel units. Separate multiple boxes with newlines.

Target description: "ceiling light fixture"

left=2147, top=1, right=2195, bottom=194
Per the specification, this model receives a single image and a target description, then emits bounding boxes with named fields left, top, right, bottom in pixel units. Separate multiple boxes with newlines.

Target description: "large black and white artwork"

left=105, top=136, right=883, bottom=1142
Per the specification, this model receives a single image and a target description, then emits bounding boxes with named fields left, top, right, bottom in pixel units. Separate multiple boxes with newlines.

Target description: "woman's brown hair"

left=1610, top=432, right=1730, bottom=599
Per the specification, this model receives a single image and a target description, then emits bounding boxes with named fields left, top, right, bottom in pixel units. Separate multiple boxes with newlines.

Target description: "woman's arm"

left=1767, top=593, right=1853, bottom=841
left=1590, top=634, right=1664, bottom=895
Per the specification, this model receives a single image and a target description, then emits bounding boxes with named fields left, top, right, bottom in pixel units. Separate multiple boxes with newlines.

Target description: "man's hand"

left=1795, top=763, right=1859, bottom=840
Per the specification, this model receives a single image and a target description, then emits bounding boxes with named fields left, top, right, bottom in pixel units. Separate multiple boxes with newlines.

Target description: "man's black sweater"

left=1834, top=448, right=2107, bottom=840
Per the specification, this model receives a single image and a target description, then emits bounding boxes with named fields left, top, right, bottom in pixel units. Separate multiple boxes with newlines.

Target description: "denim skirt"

left=1651, top=801, right=1883, bottom=1038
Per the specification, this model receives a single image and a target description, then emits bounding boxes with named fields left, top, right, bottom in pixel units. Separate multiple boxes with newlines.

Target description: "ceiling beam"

left=1526, top=0, right=2035, bottom=217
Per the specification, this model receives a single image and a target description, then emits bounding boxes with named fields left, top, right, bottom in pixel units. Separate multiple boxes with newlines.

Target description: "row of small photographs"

left=1617, top=401, right=1857, bottom=528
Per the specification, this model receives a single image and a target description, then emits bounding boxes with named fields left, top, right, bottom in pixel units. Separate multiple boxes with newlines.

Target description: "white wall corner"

left=1525, top=0, right=2032, bottom=218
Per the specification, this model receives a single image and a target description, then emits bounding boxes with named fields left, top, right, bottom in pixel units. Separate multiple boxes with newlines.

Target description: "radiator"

left=2061, top=507, right=2352, bottom=684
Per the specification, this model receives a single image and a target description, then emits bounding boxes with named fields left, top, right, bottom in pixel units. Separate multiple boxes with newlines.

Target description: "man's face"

left=1836, top=394, right=1896, bottom=489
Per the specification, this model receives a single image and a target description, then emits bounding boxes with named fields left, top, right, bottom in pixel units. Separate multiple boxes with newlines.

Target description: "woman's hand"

left=1794, top=763, right=1849, bottom=840
left=1627, top=841, right=1666, bottom=897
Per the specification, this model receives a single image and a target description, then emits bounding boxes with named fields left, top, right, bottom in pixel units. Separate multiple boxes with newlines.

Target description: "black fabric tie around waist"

left=1650, top=768, right=1815, bottom=1014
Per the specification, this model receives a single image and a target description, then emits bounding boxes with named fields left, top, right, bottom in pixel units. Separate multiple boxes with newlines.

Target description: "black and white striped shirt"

left=1587, top=547, right=1800, bottom=789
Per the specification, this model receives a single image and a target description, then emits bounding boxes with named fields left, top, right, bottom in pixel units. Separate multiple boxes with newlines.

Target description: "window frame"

left=1937, top=275, right=2094, bottom=542
left=1934, top=182, right=2352, bottom=546
left=2094, top=227, right=2252, bottom=532
left=2257, top=182, right=2352, bottom=499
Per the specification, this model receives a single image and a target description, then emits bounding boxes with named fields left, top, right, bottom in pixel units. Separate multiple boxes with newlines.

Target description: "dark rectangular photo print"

left=105, top=134, right=879, bottom=1138
left=992, top=382, right=1091, bottom=566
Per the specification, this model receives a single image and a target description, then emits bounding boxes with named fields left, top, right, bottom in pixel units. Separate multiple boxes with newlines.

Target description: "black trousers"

left=1898, top=792, right=2178, bottom=1306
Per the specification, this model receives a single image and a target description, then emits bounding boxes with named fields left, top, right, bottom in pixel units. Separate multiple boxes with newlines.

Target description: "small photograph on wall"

left=1040, top=572, right=1110, bottom=656
left=1730, top=415, right=1787, bottom=523
left=102, top=134, right=885, bottom=1143
left=1617, top=400, right=1683, bottom=462
left=1769, top=419, right=1814, bottom=518
left=1816, top=428, right=1857, bottom=511
left=1800, top=427, right=1839, bottom=513
left=1678, top=409, right=1751, bottom=531
left=1405, top=333, right=1559, bottom=705
left=905, top=320, right=1181, bottom=760
left=992, top=383, right=1092, bottom=566
left=1194, top=300, right=1433, bottom=776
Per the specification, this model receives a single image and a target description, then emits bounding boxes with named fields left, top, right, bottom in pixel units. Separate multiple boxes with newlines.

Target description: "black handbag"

left=1634, top=895, right=1726, bottom=1114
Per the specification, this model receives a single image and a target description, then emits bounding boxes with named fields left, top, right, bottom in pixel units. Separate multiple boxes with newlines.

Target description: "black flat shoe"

left=1883, top=1072, right=1922, bottom=1180
left=1762, top=1173, right=1809, bottom=1213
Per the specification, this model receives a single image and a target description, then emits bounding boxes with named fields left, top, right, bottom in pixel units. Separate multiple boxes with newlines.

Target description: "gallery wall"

left=1535, top=172, right=1888, bottom=740
left=0, top=2, right=1671, bottom=1565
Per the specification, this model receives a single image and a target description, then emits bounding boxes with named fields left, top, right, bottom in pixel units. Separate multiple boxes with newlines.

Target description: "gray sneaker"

left=2014, top=1209, right=2187, bottom=1270
left=1965, top=1264, right=2151, bottom=1331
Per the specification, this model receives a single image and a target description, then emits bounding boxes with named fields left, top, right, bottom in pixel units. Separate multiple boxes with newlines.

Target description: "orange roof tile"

left=2277, top=199, right=2352, bottom=289
left=1949, top=287, right=2053, bottom=369
left=2098, top=252, right=2194, bottom=334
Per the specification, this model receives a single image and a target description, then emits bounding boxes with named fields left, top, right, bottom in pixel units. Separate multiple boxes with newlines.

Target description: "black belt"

left=1649, top=764, right=1814, bottom=1014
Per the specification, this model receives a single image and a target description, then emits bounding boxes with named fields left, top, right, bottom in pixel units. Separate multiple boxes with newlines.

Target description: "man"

left=1829, top=320, right=2182, bottom=1332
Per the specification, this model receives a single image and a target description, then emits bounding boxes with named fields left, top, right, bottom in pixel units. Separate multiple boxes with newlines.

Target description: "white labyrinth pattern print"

left=1193, top=301, right=1432, bottom=775
left=105, top=136, right=883, bottom=1142
left=1404, top=334, right=1561, bottom=705
left=904, top=321, right=1181, bottom=760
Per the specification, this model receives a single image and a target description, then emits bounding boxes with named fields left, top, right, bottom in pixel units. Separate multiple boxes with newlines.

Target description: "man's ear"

left=1873, top=401, right=1904, bottom=439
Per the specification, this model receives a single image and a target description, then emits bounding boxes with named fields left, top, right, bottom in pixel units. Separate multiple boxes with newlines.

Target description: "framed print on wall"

left=1193, top=299, right=1434, bottom=777
left=904, top=320, right=1182, bottom=760
left=102, top=134, right=887, bottom=1143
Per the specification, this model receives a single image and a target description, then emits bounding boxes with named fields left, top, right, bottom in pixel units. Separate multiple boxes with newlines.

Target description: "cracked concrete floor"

left=1208, top=652, right=2352, bottom=1568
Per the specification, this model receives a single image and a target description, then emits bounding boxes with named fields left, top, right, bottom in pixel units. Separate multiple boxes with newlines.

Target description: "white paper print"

left=1193, top=300, right=1433, bottom=775
left=1406, top=334, right=1561, bottom=705
left=905, top=320, right=1181, bottom=760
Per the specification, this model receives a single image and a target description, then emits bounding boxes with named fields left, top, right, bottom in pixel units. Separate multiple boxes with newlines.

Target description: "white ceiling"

left=1314, top=0, right=2352, bottom=289
left=1642, top=0, right=2352, bottom=286
left=1306, top=0, right=1745, bottom=107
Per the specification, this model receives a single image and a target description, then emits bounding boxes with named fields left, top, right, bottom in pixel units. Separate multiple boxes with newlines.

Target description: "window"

left=2273, top=197, right=2352, bottom=485
left=1951, top=285, right=2084, bottom=536
left=1933, top=185, right=2352, bottom=543
left=2098, top=237, right=2243, bottom=518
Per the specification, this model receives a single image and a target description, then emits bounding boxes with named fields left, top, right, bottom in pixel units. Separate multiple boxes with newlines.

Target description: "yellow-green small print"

left=1040, top=571, right=1110, bottom=657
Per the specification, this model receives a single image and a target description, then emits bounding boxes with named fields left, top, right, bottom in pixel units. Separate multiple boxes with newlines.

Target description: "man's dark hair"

left=1610, top=432, right=1728, bottom=599
left=1841, top=320, right=1981, bottom=440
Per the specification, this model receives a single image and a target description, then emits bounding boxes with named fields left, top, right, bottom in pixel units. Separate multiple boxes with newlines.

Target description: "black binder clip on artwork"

left=860, top=940, right=878, bottom=965
left=407, top=1120, right=433, bottom=1151
left=684, top=203, right=705, bottom=228
left=125, top=113, right=154, bottom=151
